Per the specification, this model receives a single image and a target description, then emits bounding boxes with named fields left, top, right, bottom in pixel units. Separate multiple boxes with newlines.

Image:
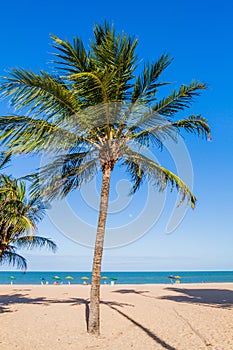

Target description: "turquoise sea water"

left=0, top=271, right=233, bottom=285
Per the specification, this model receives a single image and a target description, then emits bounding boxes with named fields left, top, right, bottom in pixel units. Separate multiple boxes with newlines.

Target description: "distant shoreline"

left=1, top=270, right=233, bottom=272
left=1, top=270, right=232, bottom=285
left=1, top=282, right=233, bottom=287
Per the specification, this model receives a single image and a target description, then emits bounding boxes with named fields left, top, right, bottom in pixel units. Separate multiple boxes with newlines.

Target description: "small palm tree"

left=0, top=175, right=56, bottom=269
left=0, top=22, right=210, bottom=334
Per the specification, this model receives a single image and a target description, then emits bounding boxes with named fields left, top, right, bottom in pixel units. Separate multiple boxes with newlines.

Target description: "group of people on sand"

left=40, top=280, right=90, bottom=285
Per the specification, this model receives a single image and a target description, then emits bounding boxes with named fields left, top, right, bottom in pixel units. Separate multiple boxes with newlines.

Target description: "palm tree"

left=0, top=22, right=210, bottom=334
left=0, top=175, right=56, bottom=269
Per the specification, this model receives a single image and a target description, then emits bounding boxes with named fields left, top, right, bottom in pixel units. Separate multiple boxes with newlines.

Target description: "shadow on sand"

left=0, top=291, right=177, bottom=350
left=112, top=288, right=158, bottom=299
left=159, top=287, right=233, bottom=309
left=108, top=304, right=177, bottom=350
left=112, top=289, right=150, bottom=296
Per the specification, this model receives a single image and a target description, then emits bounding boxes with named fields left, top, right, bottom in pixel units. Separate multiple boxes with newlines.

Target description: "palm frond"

left=171, top=115, right=211, bottom=139
left=14, top=236, right=57, bottom=252
left=122, top=148, right=196, bottom=208
left=91, top=22, right=138, bottom=101
left=0, top=175, right=24, bottom=201
left=152, top=81, right=207, bottom=118
left=92, top=22, right=138, bottom=75
left=131, top=54, right=172, bottom=104
left=68, top=71, right=110, bottom=104
left=0, top=115, right=85, bottom=153
left=0, top=69, right=80, bottom=119
left=0, top=152, right=11, bottom=170
left=25, top=196, right=48, bottom=223
left=9, top=214, right=36, bottom=234
left=126, top=112, right=174, bottom=149
left=131, top=114, right=211, bottom=145
left=130, top=129, right=165, bottom=150
left=121, top=159, right=145, bottom=194
left=51, top=34, right=88, bottom=73
left=1, top=250, right=27, bottom=270
left=31, top=153, right=99, bottom=200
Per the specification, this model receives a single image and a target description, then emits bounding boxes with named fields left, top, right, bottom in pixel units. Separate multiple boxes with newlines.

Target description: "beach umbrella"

left=65, top=276, right=73, bottom=284
left=101, top=276, right=108, bottom=284
left=53, top=276, right=61, bottom=284
left=65, top=276, right=73, bottom=280
left=168, top=275, right=176, bottom=283
left=53, top=276, right=61, bottom=280
left=168, top=275, right=181, bottom=279
left=81, top=276, right=89, bottom=282
left=10, top=276, right=15, bottom=284
left=81, top=276, right=89, bottom=284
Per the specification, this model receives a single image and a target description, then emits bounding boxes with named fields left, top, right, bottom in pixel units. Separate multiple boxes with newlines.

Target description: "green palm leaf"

left=123, top=148, right=196, bottom=208
left=1, top=251, right=27, bottom=270
left=91, top=22, right=138, bottom=101
left=51, top=34, right=88, bottom=73
left=0, top=115, right=81, bottom=153
left=131, top=54, right=172, bottom=104
left=14, top=236, right=57, bottom=252
left=131, top=114, right=211, bottom=145
left=0, top=69, right=80, bottom=119
left=0, top=152, right=11, bottom=170
left=31, top=154, right=98, bottom=200
left=152, top=81, right=207, bottom=118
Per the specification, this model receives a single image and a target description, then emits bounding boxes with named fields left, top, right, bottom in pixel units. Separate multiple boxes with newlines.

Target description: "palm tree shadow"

left=0, top=292, right=177, bottom=348
left=0, top=293, right=91, bottom=328
left=159, top=287, right=233, bottom=309
left=101, top=298, right=177, bottom=349
left=107, top=304, right=177, bottom=350
left=0, top=293, right=55, bottom=307
left=0, top=293, right=133, bottom=331
left=113, top=289, right=149, bottom=295
left=112, top=289, right=157, bottom=299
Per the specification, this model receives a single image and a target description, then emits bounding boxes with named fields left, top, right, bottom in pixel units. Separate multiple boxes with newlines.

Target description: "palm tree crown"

left=0, top=23, right=210, bottom=206
left=0, top=175, right=57, bottom=270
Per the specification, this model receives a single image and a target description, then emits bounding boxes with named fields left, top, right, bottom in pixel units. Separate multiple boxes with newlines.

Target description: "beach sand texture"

left=0, top=283, right=232, bottom=350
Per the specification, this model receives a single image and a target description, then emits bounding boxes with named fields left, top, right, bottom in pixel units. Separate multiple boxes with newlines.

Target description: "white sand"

left=0, top=283, right=232, bottom=350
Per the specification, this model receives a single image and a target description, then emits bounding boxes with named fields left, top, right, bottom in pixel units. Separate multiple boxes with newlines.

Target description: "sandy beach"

left=0, top=283, right=232, bottom=350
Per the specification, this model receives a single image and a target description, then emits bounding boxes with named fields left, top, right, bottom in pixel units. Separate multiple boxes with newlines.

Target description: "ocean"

left=0, top=271, right=233, bottom=285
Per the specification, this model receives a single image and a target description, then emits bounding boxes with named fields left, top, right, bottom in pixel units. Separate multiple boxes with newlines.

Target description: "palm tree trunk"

left=88, top=164, right=111, bottom=335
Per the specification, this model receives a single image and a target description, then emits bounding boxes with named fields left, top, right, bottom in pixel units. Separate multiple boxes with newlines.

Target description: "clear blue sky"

left=0, top=0, right=232, bottom=271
